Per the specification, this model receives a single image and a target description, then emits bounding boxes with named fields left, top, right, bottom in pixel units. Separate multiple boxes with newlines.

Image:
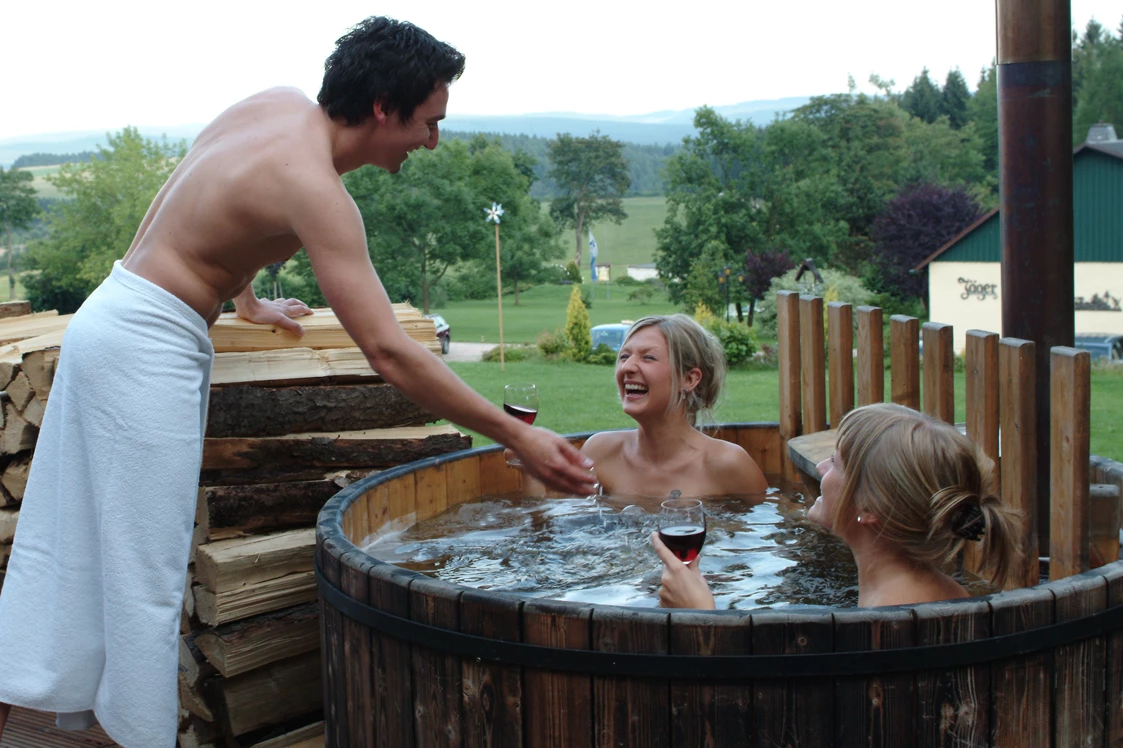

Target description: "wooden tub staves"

left=316, top=426, right=1123, bottom=748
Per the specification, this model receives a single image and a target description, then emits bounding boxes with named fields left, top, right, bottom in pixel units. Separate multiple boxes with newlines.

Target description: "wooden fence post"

left=777, top=291, right=802, bottom=483
left=827, top=302, right=854, bottom=427
left=890, top=316, right=920, bottom=410
left=856, top=306, right=884, bottom=407
left=1050, top=346, right=1091, bottom=580
left=798, top=296, right=827, bottom=435
left=1000, top=338, right=1038, bottom=589
left=921, top=322, right=954, bottom=424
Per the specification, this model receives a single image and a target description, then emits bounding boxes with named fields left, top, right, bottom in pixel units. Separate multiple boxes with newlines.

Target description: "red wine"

left=659, top=525, right=706, bottom=564
left=504, top=403, right=538, bottom=425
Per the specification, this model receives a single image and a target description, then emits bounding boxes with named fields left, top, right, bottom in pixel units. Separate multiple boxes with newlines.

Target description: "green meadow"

left=545, top=195, right=667, bottom=270
left=19, top=165, right=64, bottom=200
left=436, top=281, right=681, bottom=345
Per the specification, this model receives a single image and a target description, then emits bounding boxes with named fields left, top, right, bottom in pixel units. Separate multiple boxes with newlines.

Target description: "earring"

left=856, top=515, right=863, bottom=523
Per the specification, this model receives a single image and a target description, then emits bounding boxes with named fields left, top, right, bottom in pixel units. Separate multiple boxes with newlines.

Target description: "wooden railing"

left=775, top=290, right=1111, bottom=585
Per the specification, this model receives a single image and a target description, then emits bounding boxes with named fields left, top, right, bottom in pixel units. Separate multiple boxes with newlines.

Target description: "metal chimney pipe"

left=996, top=0, right=1074, bottom=553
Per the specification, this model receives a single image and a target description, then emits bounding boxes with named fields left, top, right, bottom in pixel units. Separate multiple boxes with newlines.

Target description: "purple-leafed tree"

left=743, top=249, right=796, bottom=327
left=867, top=183, right=983, bottom=307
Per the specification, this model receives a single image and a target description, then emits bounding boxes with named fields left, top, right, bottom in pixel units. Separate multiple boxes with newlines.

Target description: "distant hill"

left=0, top=96, right=814, bottom=167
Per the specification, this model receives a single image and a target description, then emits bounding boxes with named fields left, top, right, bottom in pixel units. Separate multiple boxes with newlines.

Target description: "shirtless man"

left=0, top=17, right=596, bottom=747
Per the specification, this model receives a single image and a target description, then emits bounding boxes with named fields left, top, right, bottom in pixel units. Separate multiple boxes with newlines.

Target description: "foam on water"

left=364, top=486, right=871, bottom=610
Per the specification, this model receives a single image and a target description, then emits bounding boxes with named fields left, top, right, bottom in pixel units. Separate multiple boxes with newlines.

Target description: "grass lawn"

left=19, top=165, right=64, bottom=200
left=445, top=358, right=1123, bottom=463
left=546, top=196, right=666, bottom=269
left=436, top=281, right=682, bottom=345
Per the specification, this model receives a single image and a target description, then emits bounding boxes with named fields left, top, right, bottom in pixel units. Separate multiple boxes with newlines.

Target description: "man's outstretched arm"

left=294, top=180, right=598, bottom=496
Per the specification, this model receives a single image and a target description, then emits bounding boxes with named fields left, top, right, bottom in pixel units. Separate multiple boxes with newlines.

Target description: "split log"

left=211, top=347, right=380, bottom=387
left=2, top=454, right=31, bottom=502
left=179, top=670, right=217, bottom=722
left=0, top=310, right=66, bottom=345
left=180, top=632, right=214, bottom=687
left=0, top=508, right=17, bottom=544
left=21, top=396, right=45, bottom=428
left=200, top=425, right=469, bottom=482
left=0, top=301, right=31, bottom=319
left=178, top=716, right=222, bottom=748
left=193, top=571, right=316, bottom=626
left=0, top=360, right=17, bottom=391
left=196, top=529, right=314, bottom=593
left=207, top=650, right=322, bottom=737
left=21, top=348, right=58, bottom=397
left=196, top=472, right=368, bottom=540
left=1, top=405, right=37, bottom=455
left=209, top=306, right=437, bottom=353
left=194, top=602, right=319, bottom=677
left=5, top=372, right=32, bottom=411
left=246, top=721, right=325, bottom=748
left=205, top=382, right=435, bottom=438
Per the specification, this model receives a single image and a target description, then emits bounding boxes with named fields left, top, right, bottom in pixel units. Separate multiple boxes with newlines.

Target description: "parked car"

left=590, top=322, right=633, bottom=353
left=1074, top=333, right=1123, bottom=363
left=426, top=314, right=450, bottom=354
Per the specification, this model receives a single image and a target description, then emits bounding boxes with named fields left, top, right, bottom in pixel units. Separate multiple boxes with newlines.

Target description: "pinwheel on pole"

left=485, top=202, right=506, bottom=369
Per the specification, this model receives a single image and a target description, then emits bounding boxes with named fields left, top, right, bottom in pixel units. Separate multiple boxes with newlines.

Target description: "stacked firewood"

left=0, top=302, right=471, bottom=748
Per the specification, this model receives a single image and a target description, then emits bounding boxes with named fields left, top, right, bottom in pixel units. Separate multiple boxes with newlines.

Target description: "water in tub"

left=362, top=486, right=993, bottom=609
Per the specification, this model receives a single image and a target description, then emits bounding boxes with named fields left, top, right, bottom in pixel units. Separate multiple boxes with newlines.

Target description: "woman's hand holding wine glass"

left=651, top=498, right=715, bottom=609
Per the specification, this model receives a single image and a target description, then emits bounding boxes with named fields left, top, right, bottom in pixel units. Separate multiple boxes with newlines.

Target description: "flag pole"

left=494, top=221, right=505, bottom=370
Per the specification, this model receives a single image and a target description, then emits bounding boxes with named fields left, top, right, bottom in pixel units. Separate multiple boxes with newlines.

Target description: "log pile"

left=0, top=303, right=470, bottom=747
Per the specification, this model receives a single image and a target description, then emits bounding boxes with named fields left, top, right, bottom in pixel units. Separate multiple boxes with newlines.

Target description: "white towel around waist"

left=0, top=261, right=214, bottom=748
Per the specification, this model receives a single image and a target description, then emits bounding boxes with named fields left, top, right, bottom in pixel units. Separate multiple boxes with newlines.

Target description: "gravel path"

left=442, top=341, right=494, bottom=362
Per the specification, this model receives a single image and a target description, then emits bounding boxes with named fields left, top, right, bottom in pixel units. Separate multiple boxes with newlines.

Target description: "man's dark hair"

left=318, top=17, right=465, bottom=126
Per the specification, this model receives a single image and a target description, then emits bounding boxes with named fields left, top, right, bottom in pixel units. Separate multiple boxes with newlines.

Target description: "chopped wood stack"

left=0, top=303, right=471, bottom=748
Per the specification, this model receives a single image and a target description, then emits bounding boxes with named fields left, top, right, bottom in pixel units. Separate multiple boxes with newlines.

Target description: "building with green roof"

left=914, top=124, right=1123, bottom=351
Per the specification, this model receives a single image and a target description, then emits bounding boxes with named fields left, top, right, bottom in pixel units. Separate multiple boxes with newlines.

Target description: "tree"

left=968, top=63, right=999, bottom=176
left=547, top=132, right=630, bottom=268
left=327, top=137, right=561, bottom=312
left=866, top=183, right=984, bottom=306
left=564, top=285, right=591, bottom=362
left=1072, top=20, right=1123, bottom=145
left=901, top=68, right=944, bottom=124
left=942, top=69, right=972, bottom=129
left=0, top=167, right=40, bottom=299
left=22, top=127, right=185, bottom=312
left=742, top=249, right=795, bottom=327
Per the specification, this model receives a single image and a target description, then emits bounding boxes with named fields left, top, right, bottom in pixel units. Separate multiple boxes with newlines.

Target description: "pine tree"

left=564, top=285, right=592, bottom=362
left=901, top=68, right=944, bottom=124
left=942, top=69, right=972, bottom=129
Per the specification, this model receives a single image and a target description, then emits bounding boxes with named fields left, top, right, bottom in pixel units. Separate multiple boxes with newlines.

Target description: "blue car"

left=590, top=322, right=633, bottom=353
left=1074, top=334, right=1123, bottom=363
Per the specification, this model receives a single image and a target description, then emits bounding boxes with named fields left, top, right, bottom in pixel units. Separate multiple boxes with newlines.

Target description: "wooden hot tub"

left=316, top=424, right=1123, bottom=747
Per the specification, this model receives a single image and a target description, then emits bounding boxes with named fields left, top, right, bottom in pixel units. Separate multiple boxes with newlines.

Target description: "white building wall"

left=927, top=262, right=1123, bottom=352
left=626, top=265, right=658, bottom=281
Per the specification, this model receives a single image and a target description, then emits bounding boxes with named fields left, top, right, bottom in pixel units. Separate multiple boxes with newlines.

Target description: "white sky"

left=1, top=0, right=1120, bottom=141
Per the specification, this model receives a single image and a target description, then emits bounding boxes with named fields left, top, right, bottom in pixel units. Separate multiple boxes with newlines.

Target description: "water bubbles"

left=364, top=491, right=861, bottom=610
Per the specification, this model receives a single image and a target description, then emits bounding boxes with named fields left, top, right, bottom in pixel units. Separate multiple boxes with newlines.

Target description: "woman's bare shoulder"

left=581, top=429, right=632, bottom=456
left=702, top=436, right=768, bottom=493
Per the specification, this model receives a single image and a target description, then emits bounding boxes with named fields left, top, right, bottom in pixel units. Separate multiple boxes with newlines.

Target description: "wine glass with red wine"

left=503, top=383, right=538, bottom=425
left=503, top=384, right=538, bottom=468
left=658, top=498, right=707, bottom=565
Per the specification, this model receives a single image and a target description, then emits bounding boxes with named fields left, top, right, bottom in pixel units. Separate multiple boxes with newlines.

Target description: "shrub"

left=754, top=266, right=875, bottom=339
left=481, top=345, right=537, bottom=363
left=536, top=328, right=569, bottom=357
left=693, top=303, right=756, bottom=367
left=588, top=343, right=618, bottom=366
left=614, top=274, right=641, bottom=286
left=564, top=261, right=583, bottom=284
left=627, top=285, right=656, bottom=304
left=564, top=285, right=592, bottom=362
